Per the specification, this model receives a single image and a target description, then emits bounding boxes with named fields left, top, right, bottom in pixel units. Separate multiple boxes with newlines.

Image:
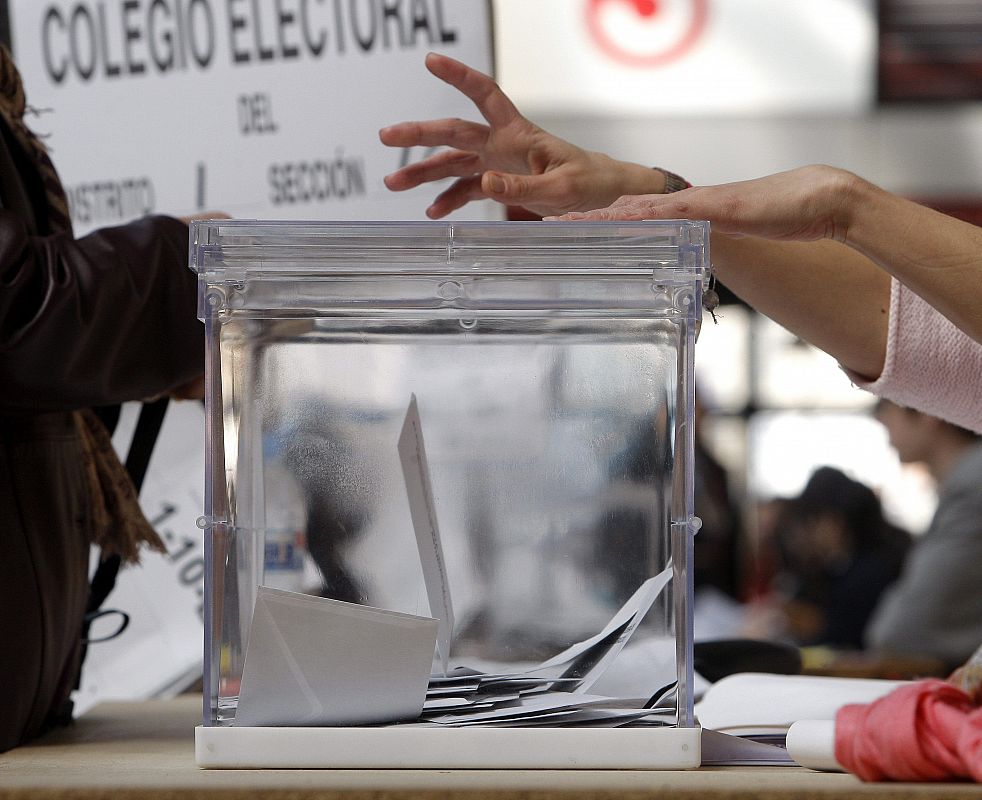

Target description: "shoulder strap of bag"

left=78, top=398, right=169, bottom=669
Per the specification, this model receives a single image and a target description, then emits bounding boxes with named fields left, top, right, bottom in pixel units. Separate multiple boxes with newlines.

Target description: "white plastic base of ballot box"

left=195, top=724, right=702, bottom=770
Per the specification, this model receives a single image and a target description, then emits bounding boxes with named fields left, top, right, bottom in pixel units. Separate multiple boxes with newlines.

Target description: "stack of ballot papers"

left=416, top=669, right=675, bottom=728
left=234, top=561, right=677, bottom=729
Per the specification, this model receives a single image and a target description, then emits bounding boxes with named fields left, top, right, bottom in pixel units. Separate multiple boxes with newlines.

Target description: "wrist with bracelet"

left=652, top=167, right=719, bottom=321
left=655, top=167, right=691, bottom=194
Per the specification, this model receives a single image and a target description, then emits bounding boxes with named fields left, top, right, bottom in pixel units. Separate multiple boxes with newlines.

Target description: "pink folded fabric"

left=835, top=679, right=982, bottom=782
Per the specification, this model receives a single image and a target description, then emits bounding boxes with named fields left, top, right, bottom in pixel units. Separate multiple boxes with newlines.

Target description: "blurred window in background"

left=879, top=0, right=982, bottom=102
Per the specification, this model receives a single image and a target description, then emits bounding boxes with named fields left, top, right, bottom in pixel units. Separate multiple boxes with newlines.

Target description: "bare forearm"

left=843, top=179, right=982, bottom=345
left=560, top=164, right=893, bottom=377
left=711, top=235, right=891, bottom=380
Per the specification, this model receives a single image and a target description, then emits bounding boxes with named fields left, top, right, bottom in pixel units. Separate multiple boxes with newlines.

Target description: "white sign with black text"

left=10, top=0, right=494, bottom=234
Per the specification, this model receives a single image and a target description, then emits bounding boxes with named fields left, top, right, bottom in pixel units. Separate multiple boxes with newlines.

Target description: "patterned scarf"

left=0, top=45, right=72, bottom=232
left=0, top=44, right=163, bottom=562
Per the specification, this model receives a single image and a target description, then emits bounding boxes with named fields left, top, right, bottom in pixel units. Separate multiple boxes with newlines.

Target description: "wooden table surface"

left=1, top=696, right=980, bottom=800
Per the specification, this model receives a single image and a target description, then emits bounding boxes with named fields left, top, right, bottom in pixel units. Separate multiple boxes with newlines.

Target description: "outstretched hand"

left=380, top=53, right=662, bottom=218
left=553, top=166, right=863, bottom=244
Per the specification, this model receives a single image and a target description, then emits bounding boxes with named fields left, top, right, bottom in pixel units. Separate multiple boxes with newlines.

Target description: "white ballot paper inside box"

left=234, top=588, right=438, bottom=727
left=398, top=393, right=454, bottom=675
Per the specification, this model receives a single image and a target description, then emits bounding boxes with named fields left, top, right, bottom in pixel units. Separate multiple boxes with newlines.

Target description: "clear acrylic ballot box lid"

left=191, top=220, right=708, bottom=769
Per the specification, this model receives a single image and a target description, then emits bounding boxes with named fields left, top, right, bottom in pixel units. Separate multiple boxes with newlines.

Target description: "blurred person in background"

left=864, top=400, right=982, bottom=669
left=772, top=467, right=911, bottom=650
left=692, top=390, right=742, bottom=599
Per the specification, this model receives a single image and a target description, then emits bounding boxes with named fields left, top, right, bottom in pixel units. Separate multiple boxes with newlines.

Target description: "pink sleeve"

left=834, top=679, right=982, bottom=782
left=847, top=279, right=982, bottom=434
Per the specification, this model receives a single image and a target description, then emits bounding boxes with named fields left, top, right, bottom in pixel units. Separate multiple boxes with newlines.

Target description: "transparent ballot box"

left=192, top=220, right=708, bottom=769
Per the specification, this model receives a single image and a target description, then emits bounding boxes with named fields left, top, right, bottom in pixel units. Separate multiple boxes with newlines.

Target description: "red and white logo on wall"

left=586, top=0, right=708, bottom=67
left=496, top=0, right=874, bottom=115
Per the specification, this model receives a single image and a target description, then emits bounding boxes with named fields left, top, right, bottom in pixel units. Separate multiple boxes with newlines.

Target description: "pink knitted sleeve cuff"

left=835, top=679, right=982, bottom=782
left=847, top=279, right=982, bottom=434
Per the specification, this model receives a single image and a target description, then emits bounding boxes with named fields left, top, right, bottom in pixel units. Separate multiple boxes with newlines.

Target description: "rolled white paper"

left=786, top=719, right=843, bottom=772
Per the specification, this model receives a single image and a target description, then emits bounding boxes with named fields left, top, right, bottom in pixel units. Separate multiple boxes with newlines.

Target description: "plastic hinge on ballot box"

left=191, top=220, right=708, bottom=770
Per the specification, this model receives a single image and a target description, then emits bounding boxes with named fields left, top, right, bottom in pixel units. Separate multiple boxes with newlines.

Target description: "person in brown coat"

left=0, top=45, right=204, bottom=751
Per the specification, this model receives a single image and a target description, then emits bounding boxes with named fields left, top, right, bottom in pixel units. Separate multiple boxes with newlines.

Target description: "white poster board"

left=7, top=0, right=493, bottom=714
left=77, top=400, right=209, bottom=715
left=10, top=0, right=494, bottom=234
left=495, top=0, right=875, bottom=115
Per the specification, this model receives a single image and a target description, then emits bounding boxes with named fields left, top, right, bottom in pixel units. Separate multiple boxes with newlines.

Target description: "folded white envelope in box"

left=235, top=587, right=438, bottom=727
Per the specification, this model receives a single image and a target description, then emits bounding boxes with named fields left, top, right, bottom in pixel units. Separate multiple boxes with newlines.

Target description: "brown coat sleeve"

left=0, top=210, right=202, bottom=411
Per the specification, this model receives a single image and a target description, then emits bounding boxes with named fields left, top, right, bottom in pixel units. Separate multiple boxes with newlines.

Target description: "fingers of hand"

left=379, top=118, right=489, bottom=151
left=550, top=208, right=630, bottom=221
left=384, top=150, right=482, bottom=191
left=427, top=175, right=485, bottom=218
left=550, top=195, right=674, bottom=221
left=378, top=121, right=423, bottom=147
left=483, top=170, right=580, bottom=217
left=550, top=203, right=643, bottom=221
left=481, top=170, right=521, bottom=199
left=425, top=51, right=521, bottom=129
